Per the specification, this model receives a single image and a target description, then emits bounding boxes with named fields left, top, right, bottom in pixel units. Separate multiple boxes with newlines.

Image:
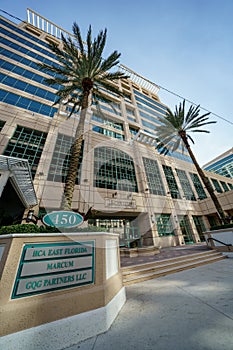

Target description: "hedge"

left=210, top=223, right=233, bottom=231
left=0, top=224, right=108, bottom=235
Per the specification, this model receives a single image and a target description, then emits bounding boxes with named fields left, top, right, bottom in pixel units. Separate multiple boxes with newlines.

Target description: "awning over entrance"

left=0, top=155, right=37, bottom=208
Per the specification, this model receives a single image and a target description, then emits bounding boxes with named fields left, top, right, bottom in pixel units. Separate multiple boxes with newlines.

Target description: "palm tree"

left=156, top=100, right=226, bottom=224
left=38, top=23, right=128, bottom=210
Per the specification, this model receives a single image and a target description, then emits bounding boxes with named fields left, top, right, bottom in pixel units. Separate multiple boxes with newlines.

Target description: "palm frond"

left=72, top=22, right=85, bottom=54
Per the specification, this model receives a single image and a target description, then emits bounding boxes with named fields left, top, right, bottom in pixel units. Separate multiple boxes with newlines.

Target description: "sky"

left=1, top=0, right=233, bottom=165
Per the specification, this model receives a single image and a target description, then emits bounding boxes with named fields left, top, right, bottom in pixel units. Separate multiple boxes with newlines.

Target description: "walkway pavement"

left=66, top=254, right=233, bottom=350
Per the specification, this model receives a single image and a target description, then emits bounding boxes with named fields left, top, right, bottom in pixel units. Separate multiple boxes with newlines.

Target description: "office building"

left=1, top=9, right=233, bottom=247
left=203, top=148, right=233, bottom=179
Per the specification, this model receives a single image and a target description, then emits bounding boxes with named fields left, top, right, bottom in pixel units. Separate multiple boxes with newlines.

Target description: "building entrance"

left=0, top=180, right=25, bottom=225
left=193, top=216, right=206, bottom=242
left=89, top=218, right=141, bottom=247
left=178, top=216, right=194, bottom=244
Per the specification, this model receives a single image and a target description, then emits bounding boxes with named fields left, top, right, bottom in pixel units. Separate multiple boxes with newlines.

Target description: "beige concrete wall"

left=0, top=233, right=123, bottom=336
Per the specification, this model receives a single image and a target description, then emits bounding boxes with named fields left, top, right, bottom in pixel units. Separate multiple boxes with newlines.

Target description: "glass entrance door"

left=193, top=216, right=206, bottom=242
left=178, top=215, right=194, bottom=244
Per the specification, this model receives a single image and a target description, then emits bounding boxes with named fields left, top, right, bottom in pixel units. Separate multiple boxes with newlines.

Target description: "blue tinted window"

left=0, top=89, right=57, bottom=117
left=133, top=90, right=167, bottom=111
left=0, top=90, right=7, bottom=99
left=25, top=85, right=37, bottom=94
left=17, top=97, right=29, bottom=108
left=1, top=49, right=62, bottom=83
left=0, top=26, right=58, bottom=60
left=14, top=80, right=27, bottom=90
left=0, top=40, right=62, bottom=70
left=6, top=93, right=19, bottom=104
left=29, top=100, right=42, bottom=112
left=0, top=72, right=57, bottom=102
left=0, top=18, right=51, bottom=49
left=39, top=105, right=51, bottom=115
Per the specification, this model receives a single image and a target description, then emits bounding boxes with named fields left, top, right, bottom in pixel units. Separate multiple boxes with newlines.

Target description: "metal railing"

left=207, top=237, right=232, bottom=251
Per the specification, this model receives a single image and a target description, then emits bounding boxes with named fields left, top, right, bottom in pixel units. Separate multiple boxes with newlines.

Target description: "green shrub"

left=0, top=224, right=40, bottom=234
left=0, top=224, right=107, bottom=234
left=210, top=223, right=233, bottom=231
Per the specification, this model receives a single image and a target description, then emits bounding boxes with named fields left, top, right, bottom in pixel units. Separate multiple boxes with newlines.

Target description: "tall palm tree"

left=156, top=100, right=226, bottom=224
left=38, top=23, right=128, bottom=210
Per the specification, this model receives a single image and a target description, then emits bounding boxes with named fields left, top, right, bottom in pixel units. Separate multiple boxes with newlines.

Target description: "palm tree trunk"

left=60, top=90, right=89, bottom=210
left=180, top=133, right=226, bottom=224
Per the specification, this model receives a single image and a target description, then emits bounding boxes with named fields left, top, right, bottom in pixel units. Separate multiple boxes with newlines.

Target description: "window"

left=92, top=113, right=123, bottom=131
left=178, top=215, right=193, bottom=243
left=211, top=178, right=223, bottom=193
left=143, top=158, right=165, bottom=195
left=0, top=17, right=52, bottom=51
left=155, top=214, right=174, bottom=236
left=189, top=173, right=207, bottom=199
left=92, top=125, right=124, bottom=140
left=0, top=47, right=61, bottom=80
left=3, top=126, right=47, bottom=177
left=0, top=89, right=57, bottom=117
left=0, top=120, right=5, bottom=132
left=133, top=90, right=167, bottom=112
left=47, top=134, right=83, bottom=184
left=126, top=107, right=135, bottom=116
left=0, top=72, right=57, bottom=103
left=129, top=127, right=139, bottom=137
left=163, top=165, right=181, bottom=199
left=192, top=216, right=206, bottom=242
left=94, top=147, right=138, bottom=192
left=176, top=169, right=196, bottom=200
left=228, top=183, right=233, bottom=190
left=0, top=29, right=62, bottom=67
left=220, top=181, right=229, bottom=192
left=141, top=119, right=158, bottom=130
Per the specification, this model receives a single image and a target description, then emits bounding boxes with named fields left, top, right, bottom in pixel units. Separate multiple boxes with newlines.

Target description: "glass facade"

left=47, top=133, right=83, bottom=184
left=0, top=59, right=60, bottom=90
left=192, top=216, right=206, bottom=242
left=3, top=125, right=47, bottom=177
left=94, top=147, right=138, bottom=192
left=0, top=17, right=53, bottom=51
left=0, top=18, right=59, bottom=118
left=133, top=89, right=167, bottom=113
left=143, top=157, right=165, bottom=195
left=0, top=89, right=57, bottom=117
left=204, top=152, right=233, bottom=178
left=94, top=99, right=121, bottom=116
left=220, top=181, right=229, bottom=192
left=92, top=113, right=123, bottom=131
left=92, top=125, right=124, bottom=140
left=155, top=214, right=174, bottom=236
left=163, top=165, right=181, bottom=199
left=176, top=169, right=196, bottom=201
left=189, top=173, right=207, bottom=200
left=178, top=215, right=193, bottom=243
left=211, top=178, right=223, bottom=193
left=0, top=73, right=58, bottom=103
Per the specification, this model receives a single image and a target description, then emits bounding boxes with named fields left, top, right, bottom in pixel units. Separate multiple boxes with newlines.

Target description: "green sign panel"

left=42, top=211, right=84, bottom=228
left=12, top=241, right=95, bottom=299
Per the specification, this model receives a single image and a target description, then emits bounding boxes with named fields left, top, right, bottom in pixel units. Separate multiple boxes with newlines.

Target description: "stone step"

left=211, top=246, right=233, bottom=252
left=120, top=246, right=160, bottom=258
left=122, top=250, right=218, bottom=273
left=122, top=251, right=222, bottom=278
left=122, top=252, right=226, bottom=286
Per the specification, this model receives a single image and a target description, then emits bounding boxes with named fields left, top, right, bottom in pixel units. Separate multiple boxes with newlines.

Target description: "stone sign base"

left=0, top=232, right=126, bottom=350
